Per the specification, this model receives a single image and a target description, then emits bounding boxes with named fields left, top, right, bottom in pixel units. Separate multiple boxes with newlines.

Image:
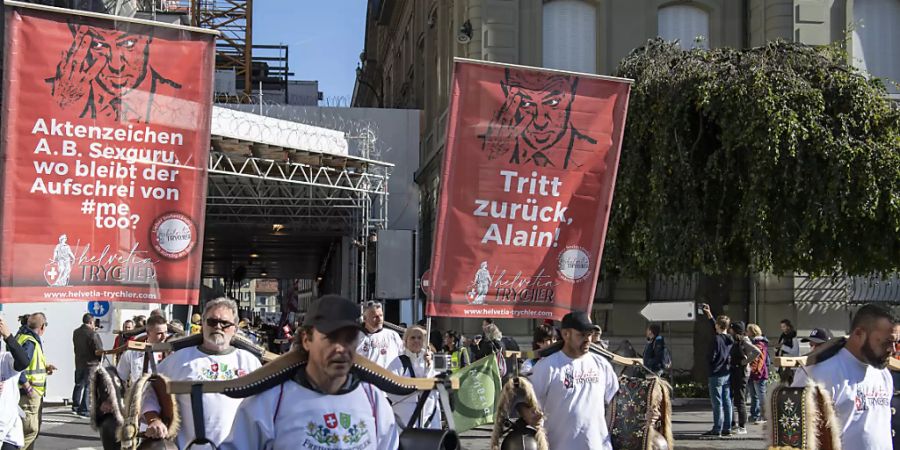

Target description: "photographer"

left=699, top=304, right=735, bottom=437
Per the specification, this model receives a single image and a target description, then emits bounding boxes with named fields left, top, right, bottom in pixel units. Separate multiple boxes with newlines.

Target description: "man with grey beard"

left=141, top=297, right=261, bottom=448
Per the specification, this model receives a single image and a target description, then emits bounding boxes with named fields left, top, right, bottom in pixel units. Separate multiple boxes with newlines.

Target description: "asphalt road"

left=35, top=403, right=766, bottom=449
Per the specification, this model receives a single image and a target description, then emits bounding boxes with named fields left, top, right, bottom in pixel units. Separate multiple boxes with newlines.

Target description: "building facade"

left=353, top=0, right=899, bottom=360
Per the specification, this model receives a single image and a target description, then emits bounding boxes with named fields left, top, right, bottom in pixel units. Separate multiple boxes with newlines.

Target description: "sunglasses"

left=205, top=318, right=235, bottom=330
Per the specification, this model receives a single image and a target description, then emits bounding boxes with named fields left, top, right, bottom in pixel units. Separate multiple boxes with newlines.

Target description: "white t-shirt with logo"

left=219, top=378, right=399, bottom=450
left=116, top=348, right=165, bottom=385
left=356, top=329, right=404, bottom=369
left=529, top=350, right=619, bottom=450
left=142, top=346, right=261, bottom=449
left=0, top=351, right=23, bottom=447
left=792, top=348, right=893, bottom=450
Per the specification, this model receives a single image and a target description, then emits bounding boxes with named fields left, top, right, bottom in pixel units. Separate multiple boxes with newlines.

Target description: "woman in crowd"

left=388, top=325, right=442, bottom=429
left=643, top=323, right=668, bottom=376
left=746, top=324, right=770, bottom=425
left=521, top=324, right=556, bottom=375
left=444, top=330, right=470, bottom=373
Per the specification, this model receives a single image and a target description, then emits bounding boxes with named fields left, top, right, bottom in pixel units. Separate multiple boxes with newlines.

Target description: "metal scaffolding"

left=192, top=0, right=252, bottom=97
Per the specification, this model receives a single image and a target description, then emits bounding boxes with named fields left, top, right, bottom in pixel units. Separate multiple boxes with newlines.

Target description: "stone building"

left=352, top=0, right=900, bottom=368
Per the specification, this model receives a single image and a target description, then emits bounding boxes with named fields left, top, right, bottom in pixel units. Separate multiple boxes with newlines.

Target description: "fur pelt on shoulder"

left=89, top=365, right=125, bottom=430
left=490, top=376, right=549, bottom=450
left=119, top=373, right=180, bottom=450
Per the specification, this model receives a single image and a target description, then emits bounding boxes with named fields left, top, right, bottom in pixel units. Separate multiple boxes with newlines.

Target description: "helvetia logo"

left=150, top=212, right=196, bottom=259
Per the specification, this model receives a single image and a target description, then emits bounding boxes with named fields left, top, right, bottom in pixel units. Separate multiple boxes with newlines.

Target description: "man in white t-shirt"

left=0, top=317, right=30, bottom=450
left=116, top=315, right=168, bottom=386
left=142, top=297, right=262, bottom=448
left=220, top=295, right=399, bottom=450
left=792, top=304, right=896, bottom=450
left=356, top=302, right=403, bottom=369
left=530, top=311, right=619, bottom=450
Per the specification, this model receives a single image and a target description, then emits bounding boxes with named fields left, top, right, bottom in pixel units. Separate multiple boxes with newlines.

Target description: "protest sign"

left=427, top=59, right=631, bottom=320
left=0, top=3, right=215, bottom=304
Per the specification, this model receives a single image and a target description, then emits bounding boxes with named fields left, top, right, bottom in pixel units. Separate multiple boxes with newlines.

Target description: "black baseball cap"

left=561, top=311, right=594, bottom=332
left=302, top=295, right=363, bottom=334
left=801, top=328, right=833, bottom=344
left=729, top=321, right=746, bottom=334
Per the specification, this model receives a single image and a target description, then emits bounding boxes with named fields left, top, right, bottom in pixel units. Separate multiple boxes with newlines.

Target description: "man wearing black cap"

left=529, top=311, right=618, bottom=450
left=727, top=320, right=761, bottom=435
left=220, top=295, right=399, bottom=450
left=800, top=328, right=833, bottom=353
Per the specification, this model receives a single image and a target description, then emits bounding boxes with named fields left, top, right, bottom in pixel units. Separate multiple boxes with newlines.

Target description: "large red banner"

left=0, top=4, right=215, bottom=304
left=427, top=59, right=631, bottom=320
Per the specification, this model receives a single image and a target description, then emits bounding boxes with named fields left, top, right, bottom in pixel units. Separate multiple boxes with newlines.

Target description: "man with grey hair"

left=356, top=301, right=403, bottom=369
left=142, top=297, right=261, bottom=448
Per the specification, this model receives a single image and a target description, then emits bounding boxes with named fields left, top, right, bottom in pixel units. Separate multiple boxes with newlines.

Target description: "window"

left=658, top=4, right=710, bottom=50
left=542, top=0, right=597, bottom=73
left=852, top=0, right=900, bottom=95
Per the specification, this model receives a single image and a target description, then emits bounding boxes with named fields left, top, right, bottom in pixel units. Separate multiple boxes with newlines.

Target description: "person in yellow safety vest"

left=16, top=312, right=56, bottom=450
left=443, top=330, right=470, bottom=372
left=190, top=313, right=202, bottom=335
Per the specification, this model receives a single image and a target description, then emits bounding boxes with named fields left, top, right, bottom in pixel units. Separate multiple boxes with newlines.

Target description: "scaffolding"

left=192, top=0, right=252, bottom=97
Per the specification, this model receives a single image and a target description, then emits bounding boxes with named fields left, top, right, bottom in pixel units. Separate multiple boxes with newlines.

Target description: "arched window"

left=852, top=0, right=900, bottom=95
left=658, top=4, right=710, bottom=50
left=542, top=0, right=597, bottom=73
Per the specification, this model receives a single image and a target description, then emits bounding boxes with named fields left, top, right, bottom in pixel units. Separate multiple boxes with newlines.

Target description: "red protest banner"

left=0, top=3, right=215, bottom=304
left=427, top=59, right=631, bottom=320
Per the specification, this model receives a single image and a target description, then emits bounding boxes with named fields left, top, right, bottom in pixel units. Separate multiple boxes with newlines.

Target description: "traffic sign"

left=87, top=301, right=110, bottom=318
left=640, top=301, right=696, bottom=322
left=420, top=269, right=434, bottom=298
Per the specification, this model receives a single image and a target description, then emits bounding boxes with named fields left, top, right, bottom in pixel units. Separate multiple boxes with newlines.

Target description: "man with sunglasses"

left=357, top=301, right=404, bottom=369
left=142, top=297, right=261, bottom=448
left=221, top=295, right=398, bottom=449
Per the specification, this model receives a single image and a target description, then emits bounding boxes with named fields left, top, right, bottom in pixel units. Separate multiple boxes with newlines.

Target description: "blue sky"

left=254, top=1, right=368, bottom=105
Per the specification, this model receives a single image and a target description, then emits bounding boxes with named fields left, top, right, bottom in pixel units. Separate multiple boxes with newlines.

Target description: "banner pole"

left=425, top=316, right=432, bottom=351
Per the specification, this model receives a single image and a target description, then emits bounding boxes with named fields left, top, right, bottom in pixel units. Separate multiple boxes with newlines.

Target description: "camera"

left=433, top=353, right=451, bottom=372
left=697, top=303, right=708, bottom=314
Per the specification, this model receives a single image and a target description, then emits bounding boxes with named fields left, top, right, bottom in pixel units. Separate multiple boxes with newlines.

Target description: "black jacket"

left=643, top=336, right=666, bottom=373
left=73, top=324, right=102, bottom=369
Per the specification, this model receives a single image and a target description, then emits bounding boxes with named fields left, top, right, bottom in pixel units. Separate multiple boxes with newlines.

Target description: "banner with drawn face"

left=426, top=59, right=631, bottom=320
left=0, top=4, right=215, bottom=304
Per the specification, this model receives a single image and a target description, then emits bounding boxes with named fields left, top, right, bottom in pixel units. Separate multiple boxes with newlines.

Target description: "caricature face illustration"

left=85, top=28, right=152, bottom=96
left=507, top=73, right=577, bottom=152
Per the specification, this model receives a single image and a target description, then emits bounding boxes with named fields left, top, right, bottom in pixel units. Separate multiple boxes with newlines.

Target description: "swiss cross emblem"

left=210, top=363, right=219, bottom=372
left=43, top=263, right=59, bottom=285
left=324, top=413, right=338, bottom=429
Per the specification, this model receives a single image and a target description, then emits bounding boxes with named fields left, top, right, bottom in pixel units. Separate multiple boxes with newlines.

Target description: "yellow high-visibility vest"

left=16, top=334, right=47, bottom=396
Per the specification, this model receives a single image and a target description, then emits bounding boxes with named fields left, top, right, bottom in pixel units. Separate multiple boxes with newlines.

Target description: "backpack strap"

left=399, top=355, right=416, bottom=378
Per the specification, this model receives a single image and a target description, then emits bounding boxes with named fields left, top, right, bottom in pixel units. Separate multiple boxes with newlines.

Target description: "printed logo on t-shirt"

left=854, top=385, right=891, bottom=412
left=562, top=366, right=601, bottom=389
left=199, top=361, right=247, bottom=381
left=304, top=411, right=371, bottom=449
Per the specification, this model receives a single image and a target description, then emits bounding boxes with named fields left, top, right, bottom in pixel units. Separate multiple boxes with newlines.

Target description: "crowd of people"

left=0, top=298, right=895, bottom=450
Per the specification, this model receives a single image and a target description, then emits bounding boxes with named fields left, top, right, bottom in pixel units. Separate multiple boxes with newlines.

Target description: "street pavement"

left=36, top=402, right=766, bottom=449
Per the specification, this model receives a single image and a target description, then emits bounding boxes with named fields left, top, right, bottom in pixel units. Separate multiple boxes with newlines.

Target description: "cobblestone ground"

left=37, top=403, right=766, bottom=449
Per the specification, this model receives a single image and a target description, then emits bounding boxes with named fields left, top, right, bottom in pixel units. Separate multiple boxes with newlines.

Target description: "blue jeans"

left=72, top=367, right=91, bottom=414
left=708, top=374, right=733, bottom=432
left=748, top=379, right=767, bottom=420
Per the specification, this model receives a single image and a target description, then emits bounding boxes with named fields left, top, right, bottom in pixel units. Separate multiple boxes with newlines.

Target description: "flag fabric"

left=450, top=353, right=502, bottom=433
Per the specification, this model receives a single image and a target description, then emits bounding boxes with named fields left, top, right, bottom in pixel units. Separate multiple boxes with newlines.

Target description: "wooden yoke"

left=165, top=352, right=459, bottom=396
left=776, top=355, right=900, bottom=371
left=524, top=342, right=646, bottom=369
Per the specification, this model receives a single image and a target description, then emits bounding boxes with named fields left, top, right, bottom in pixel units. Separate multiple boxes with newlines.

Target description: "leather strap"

left=184, top=383, right=214, bottom=449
